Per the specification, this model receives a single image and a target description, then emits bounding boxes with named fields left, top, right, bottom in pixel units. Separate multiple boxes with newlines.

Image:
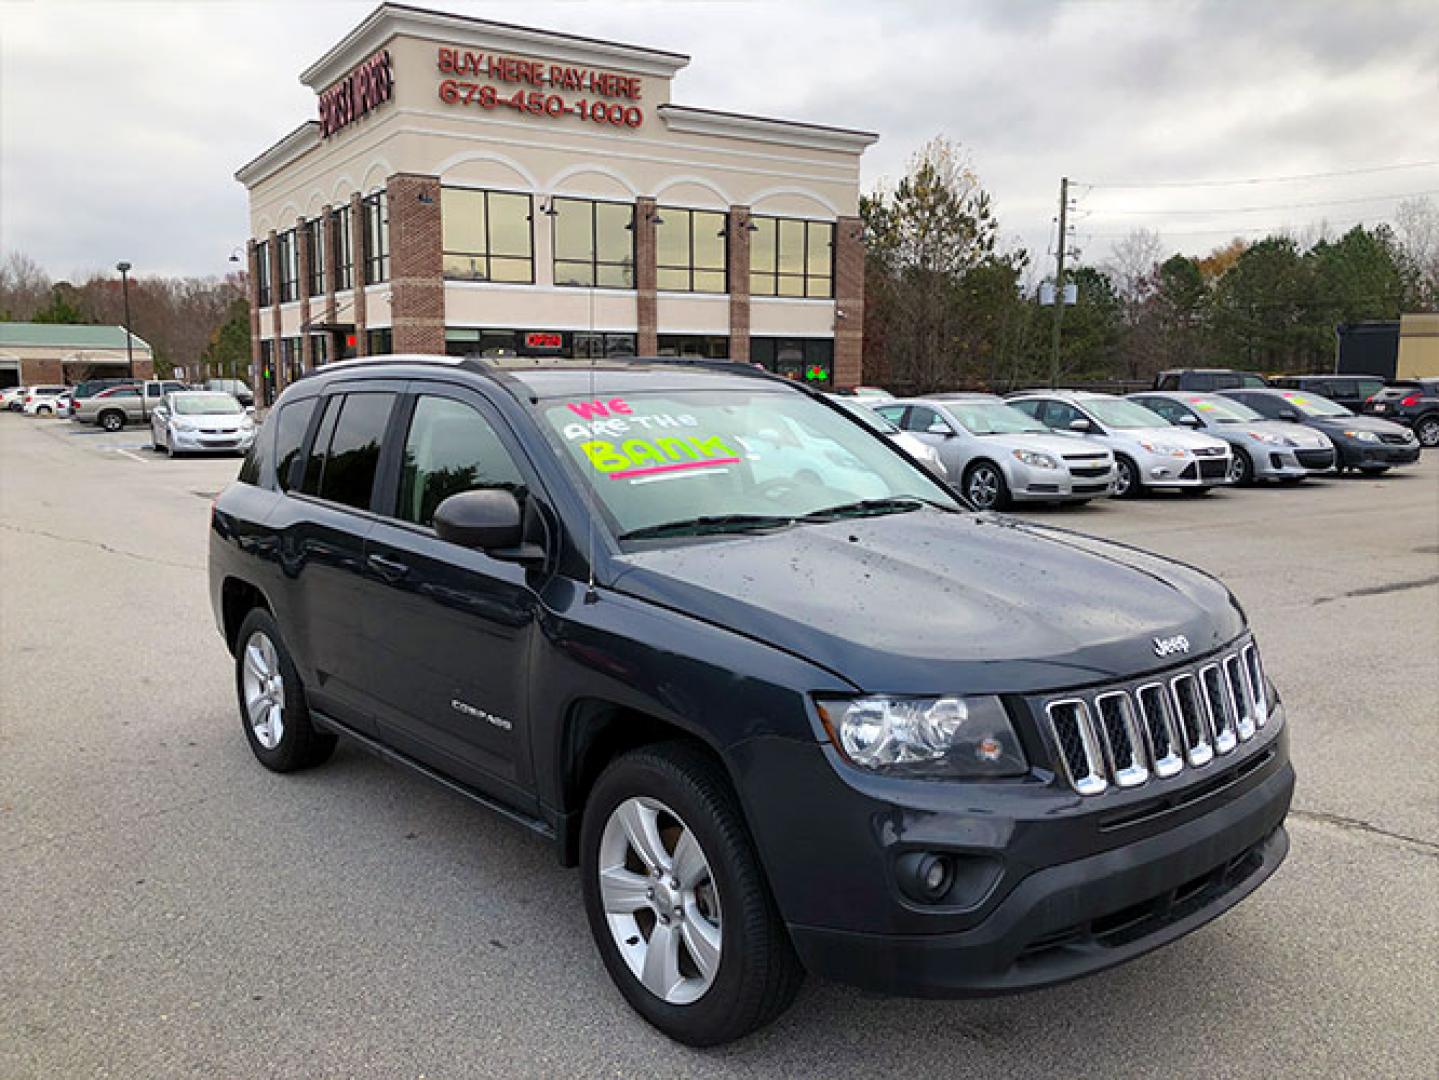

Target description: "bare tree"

left=1395, top=197, right=1439, bottom=307
left=0, top=251, right=52, bottom=319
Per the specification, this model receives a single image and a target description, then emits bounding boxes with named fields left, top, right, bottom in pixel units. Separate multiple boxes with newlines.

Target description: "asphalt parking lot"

left=2, top=413, right=1436, bottom=1079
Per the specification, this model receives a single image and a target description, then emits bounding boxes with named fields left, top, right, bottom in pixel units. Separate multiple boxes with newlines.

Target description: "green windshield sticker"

left=581, top=435, right=740, bottom=479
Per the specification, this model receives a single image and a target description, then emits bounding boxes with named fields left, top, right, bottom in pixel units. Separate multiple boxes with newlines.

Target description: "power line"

left=1082, top=215, right=1380, bottom=239
left=1076, top=160, right=1439, bottom=190
left=1084, top=188, right=1439, bottom=217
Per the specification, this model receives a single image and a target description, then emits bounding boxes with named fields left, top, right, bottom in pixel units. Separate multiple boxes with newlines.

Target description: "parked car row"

left=3, top=377, right=258, bottom=458
left=861, top=384, right=1421, bottom=510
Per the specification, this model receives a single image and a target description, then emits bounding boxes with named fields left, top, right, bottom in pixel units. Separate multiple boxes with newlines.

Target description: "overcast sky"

left=3, top=0, right=1437, bottom=282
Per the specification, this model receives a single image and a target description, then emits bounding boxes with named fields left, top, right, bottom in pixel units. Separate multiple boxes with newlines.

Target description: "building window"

left=306, top=218, right=326, bottom=296
left=657, top=334, right=729, bottom=359
left=574, top=332, right=637, bottom=358
left=366, top=328, right=393, bottom=355
left=750, top=218, right=834, bottom=299
left=656, top=208, right=727, bottom=293
left=334, top=204, right=353, bottom=291
left=751, top=337, right=834, bottom=385
left=362, top=192, right=389, bottom=284
left=281, top=336, right=303, bottom=382
left=277, top=230, right=299, bottom=303
left=255, top=240, right=272, bottom=306
left=310, top=332, right=329, bottom=367
left=441, top=188, right=534, bottom=283
left=553, top=197, right=634, bottom=289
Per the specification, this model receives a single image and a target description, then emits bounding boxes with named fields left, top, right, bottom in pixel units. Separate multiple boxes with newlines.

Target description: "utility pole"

left=1048, top=176, right=1069, bottom=387
left=116, top=261, right=135, bottom=381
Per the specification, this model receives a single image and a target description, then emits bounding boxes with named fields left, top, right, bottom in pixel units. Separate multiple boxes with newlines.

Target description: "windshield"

left=945, top=400, right=1050, bottom=435
left=1084, top=397, right=1168, bottom=429
left=1182, top=394, right=1261, bottom=423
left=826, top=395, right=900, bottom=434
left=540, top=387, right=960, bottom=539
left=1277, top=390, right=1351, bottom=417
left=173, top=393, right=243, bottom=415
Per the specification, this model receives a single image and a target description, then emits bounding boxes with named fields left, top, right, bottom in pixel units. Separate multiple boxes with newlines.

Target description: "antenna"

left=583, top=262, right=599, bottom=604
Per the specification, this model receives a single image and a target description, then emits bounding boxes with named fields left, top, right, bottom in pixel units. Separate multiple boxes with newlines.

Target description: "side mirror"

left=433, top=489, right=541, bottom=562
left=1176, top=414, right=1201, bottom=427
left=1068, top=418, right=1091, bottom=432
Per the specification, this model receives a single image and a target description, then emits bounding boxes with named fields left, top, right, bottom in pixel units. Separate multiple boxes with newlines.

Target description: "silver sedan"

left=1129, top=391, right=1336, bottom=484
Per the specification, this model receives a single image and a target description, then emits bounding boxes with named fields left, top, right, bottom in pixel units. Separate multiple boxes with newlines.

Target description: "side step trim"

left=311, top=710, right=556, bottom=842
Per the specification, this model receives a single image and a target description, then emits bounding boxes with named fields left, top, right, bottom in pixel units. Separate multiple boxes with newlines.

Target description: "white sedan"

left=151, top=390, right=256, bottom=458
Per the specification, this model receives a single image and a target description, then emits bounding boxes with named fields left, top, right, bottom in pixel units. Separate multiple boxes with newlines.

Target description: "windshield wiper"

left=619, top=514, right=795, bottom=541
left=799, top=496, right=950, bottom=522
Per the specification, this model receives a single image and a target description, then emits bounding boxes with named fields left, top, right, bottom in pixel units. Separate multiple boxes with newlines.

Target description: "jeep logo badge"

left=1153, top=634, right=1191, bottom=658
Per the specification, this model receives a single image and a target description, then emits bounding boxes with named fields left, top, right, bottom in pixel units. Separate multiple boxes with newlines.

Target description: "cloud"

left=2, top=0, right=1435, bottom=280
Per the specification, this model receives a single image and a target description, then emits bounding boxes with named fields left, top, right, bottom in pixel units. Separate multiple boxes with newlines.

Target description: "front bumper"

left=1132, top=449, right=1230, bottom=489
left=1252, top=444, right=1331, bottom=479
left=1337, top=440, right=1420, bottom=468
left=1007, top=460, right=1115, bottom=502
left=171, top=429, right=255, bottom=453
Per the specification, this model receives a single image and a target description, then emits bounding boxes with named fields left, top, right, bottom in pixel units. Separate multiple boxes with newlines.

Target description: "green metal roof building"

left=0, top=323, right=155, bottom=388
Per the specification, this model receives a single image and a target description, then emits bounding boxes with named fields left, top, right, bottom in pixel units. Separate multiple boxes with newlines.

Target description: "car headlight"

left=173, top=420, right=197, bottom=432
left=816, top=695, right=1027, bottom=778
left=1012, top=449, right=1059, bottom=469
left=1137, top=441, right=1188, bottom=458
left=1344, top=429, right=1380, bottom=443
left=1247, top=431, right=1288, bottom=446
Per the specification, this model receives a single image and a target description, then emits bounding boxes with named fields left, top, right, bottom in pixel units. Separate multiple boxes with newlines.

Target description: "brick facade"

left=267, top=230, right=284, bottom=390
left=726, top=206, right=752, bottom=362
left=349, top=192, right=367, bottom=356
left=297, top=216, right=314, bottom=374
left=635, top=196, right=658, bottom=355
left=322, top=205, right=338, bottom=363
left=387, top=174, right=445, bottom=354
left=247, top=239, right=261, bottom=388
left=833, top=215, right=865, bottom=389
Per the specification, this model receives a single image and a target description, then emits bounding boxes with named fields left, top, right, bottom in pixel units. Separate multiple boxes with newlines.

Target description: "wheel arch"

left=220, top=576, right=273, bottom=656
left=555, top=697, right=735, bottom=867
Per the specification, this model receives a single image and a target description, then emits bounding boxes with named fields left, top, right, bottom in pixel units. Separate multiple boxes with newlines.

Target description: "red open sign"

left=525, top=332, right=563, bottom=350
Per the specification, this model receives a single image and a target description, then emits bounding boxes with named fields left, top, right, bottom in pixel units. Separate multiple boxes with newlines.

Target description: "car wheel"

left=166, top=437, right=179, bottom=459
left=1113, top=456, right=1140, bottom=498
left=1229, top=449, right=1253, bottom=486
left=1416, top=416, right=1439, bottom=448
left=580, top=743, right=803, bottom=1047
left=99, top=411, right=125, bottom=432
left=963, top=460, right=1009, bottom=511
left=234, top=609, right=336, bottom=772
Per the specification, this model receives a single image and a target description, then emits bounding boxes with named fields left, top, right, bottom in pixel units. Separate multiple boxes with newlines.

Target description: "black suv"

left=1267, top=374, right=1387, bottom=413
left=1363, top=378, right=1439, bottom=447
left=209, top=356, right=1294, bottom=1045
left=1154, top=368, right=1268, bottom=391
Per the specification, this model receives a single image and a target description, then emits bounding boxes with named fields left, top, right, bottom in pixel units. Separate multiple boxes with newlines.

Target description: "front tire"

left=1414, top=415, right=1439, bottom=448
left=580, top=743, right=802, bottom=1046
left=1229, top=448, right=1253, bottom=486
left=963, top=460, right=1010, bottom=511
left=1113, top=455, right=1141, bottom=498
left=99, top=410, right=125, bottom=432
left=234, top=609, right=336, bottom=772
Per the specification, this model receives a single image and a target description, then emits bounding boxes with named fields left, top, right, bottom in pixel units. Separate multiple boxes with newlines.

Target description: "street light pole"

left=116, top=262, right=135, bottom=381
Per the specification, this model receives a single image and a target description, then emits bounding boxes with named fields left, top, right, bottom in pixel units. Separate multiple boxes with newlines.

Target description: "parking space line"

left=116, top=449, right=150, bottom=464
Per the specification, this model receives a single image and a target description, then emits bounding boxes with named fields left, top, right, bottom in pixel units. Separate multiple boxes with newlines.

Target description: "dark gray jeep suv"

left=209, top=356, right=1294, bottom=1045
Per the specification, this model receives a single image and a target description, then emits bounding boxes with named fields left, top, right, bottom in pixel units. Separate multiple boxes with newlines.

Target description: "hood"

left=1219, top=420, right=1331, bottom=447
left=981, top=431, right=1110, bottom=459
left=1107, top=425, right=1227, bottom=452
left=1306, top=414, right=1411, bottom=437
left=610, top=511, right=1244, bottom=696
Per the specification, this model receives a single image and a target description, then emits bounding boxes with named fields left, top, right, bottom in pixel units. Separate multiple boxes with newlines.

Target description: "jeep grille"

left=1042, top=640, right=1269, bottom=796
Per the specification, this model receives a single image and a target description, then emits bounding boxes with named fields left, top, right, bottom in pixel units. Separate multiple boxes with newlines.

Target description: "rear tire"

left=234, top=609, right=336, bottom=772
left=580, top=743, right=803, bottom=1046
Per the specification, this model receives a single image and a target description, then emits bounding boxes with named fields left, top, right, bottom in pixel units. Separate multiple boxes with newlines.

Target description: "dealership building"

left=235, top=2, right=875, bottom=402
left=0, top=323, right=155, bottom=389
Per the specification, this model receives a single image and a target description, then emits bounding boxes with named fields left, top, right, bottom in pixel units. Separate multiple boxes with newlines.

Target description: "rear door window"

left=903, top=406, right=947, bottom=434
left=301, top=392, right=396, bottom=511
left=274, top=398, right=318, bottom=492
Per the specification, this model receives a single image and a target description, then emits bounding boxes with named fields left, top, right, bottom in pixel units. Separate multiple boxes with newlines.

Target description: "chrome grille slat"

left=1041, top=639, right=1272, bottom=796
left=1200, top=663, right=1238, bottom=755
left=1170, top=673, right=1214, bottom=767
left=1045, top=700, right=1108, bottom=796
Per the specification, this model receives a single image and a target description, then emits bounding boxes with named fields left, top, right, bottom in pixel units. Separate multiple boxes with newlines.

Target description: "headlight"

left=173, top=420, right=197, bottom=432
left=1247, top=431, right=1288, bottom=446
left=1344, top=429, right=1380, bottom=443
left=816, top=695, right=1027, bottom=778
left=1012, top=449, right=1059, bottom=469
left=1137, top=441, right=1188, bottom=458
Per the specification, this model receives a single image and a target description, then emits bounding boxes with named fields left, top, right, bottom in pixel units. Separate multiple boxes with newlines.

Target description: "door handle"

left=366, top=553, right=410, bottom=582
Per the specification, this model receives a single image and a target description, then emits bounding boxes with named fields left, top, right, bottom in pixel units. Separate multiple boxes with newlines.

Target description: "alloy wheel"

left=241, top=631, right=286, bottom=750
left=1417, top=417, right=1439, bottom=448
left=966, top=465, right=1001, bottom=509
left=1114, top=459, right=1134, bottom=496
left=1229, top=451, right=1250, bottom=485
left=597, top=796, right=722, bottom=1006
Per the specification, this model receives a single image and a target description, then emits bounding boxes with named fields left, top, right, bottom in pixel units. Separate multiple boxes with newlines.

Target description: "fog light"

left=896, top=851, right=954, bottom=903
